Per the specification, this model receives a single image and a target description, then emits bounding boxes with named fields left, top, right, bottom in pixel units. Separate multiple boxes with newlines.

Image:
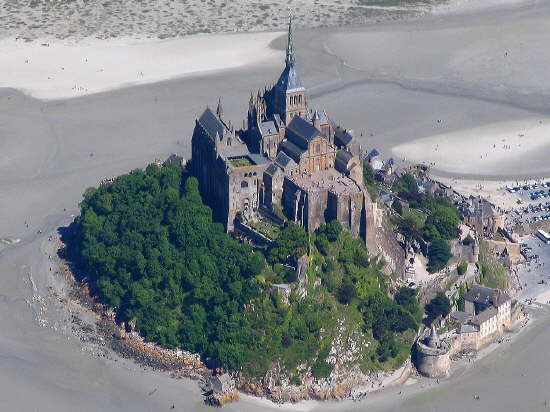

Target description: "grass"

left=249, top=220, right=281, bottom=240
left=229, top=157, right=253, bottom=167
left=478, top=241, right=510, bottom=290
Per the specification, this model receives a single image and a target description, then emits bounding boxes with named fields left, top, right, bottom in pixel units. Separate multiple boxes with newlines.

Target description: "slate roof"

left=451, top=311, right=473, bottom=323
left=198, top=107, right=224, bottom=141
left=366, top=148, right=380, bottom=160
left=286, top=116, right=322, bottom=149
left=247, top=153, right=270, bottom=165
left=279, top=139, right=306, bottom=163
left=471, top=306, right=498, bottom=326
left=334, top=127, right=354, bottom=147
left=260, top=120, right=277, bottom=136
left=265, top=163, right=280, bottom=176
left=464, top=285, right=510, bottom=308
left=274, top=151, right=293, bottom=168
left=336, top=150, right=353, bottom=164
left=459, top=323, right=478, bottom=333
left=275, top=64, right=304, bottom=92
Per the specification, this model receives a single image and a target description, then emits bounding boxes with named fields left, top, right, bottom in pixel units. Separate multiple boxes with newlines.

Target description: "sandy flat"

left=2, top=0, right=550, bottom=411
left=0, top=33, right=282, bottom=100
left=392, top=117, right=550, bottom=176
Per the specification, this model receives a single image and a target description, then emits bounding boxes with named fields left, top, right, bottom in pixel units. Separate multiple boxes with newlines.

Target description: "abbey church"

left=191, top=16, right=373, bottom=241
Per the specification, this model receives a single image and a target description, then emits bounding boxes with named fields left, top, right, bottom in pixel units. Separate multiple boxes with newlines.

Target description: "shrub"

left=457, top=262, right=468, bottom=276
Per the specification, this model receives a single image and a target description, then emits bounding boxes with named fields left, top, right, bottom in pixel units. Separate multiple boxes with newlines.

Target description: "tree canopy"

left=72, top=164, right=263, bottom=369
left=70, top=163, right=422, bottom=380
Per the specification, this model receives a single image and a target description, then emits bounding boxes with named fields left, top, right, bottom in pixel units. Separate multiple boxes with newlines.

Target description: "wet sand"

left=1, top=0, right=550, bottom=411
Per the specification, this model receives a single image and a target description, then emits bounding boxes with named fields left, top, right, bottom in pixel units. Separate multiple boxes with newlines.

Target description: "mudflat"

left=1, top=0, right=550, bottom=411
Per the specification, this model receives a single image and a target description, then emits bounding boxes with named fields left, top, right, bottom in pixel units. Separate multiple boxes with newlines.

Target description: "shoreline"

left=47, top=217, right=538, bottom=411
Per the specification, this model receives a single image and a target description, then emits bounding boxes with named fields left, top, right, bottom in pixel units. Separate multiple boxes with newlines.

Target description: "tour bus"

left=536, top=229, right=550, bottom=244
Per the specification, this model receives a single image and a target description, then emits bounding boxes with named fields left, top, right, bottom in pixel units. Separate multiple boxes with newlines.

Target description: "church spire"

left=285, top=12, right=295, bottom=67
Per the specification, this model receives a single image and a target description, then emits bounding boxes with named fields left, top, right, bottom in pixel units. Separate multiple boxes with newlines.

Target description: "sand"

left=0, top=33, right=282, bottom=100
left=1, top=0, right=550, bottom=411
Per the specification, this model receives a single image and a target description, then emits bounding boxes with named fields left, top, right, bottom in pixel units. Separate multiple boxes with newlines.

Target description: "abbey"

left=191, top=16, right=369, bottom=237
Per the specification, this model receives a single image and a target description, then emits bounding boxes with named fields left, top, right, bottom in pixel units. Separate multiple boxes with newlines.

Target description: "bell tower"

left=273, top=14, right=307, bottom=124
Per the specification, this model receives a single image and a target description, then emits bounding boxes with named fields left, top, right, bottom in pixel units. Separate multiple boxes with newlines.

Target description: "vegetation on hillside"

left=391, top=173, right=460, bottom=272
left=478, top=241, right=510, bottom=290
left=69, top=163, right=423, bottom=380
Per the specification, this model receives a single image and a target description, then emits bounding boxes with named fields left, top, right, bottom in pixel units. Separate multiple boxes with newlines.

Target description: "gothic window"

left=315, top=143, right=321, bottom=153
left=299, top=95, right=302, bottom=104
left=241, top=181, right=248, bottom=188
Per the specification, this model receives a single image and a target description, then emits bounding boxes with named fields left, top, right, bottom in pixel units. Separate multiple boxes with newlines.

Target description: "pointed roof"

left=286, top=13, right=295, bottom=67
left=275, top=13, right=304, bottom=93
left=427, top=325, right=440, bottom=348
left=198, top=107, right=224, bottom=141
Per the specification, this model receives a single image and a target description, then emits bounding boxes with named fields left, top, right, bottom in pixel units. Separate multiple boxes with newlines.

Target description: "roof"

left=286, top=116, right=322, bottom=148
left=334, top=127, right=354, bottom=147
left=459, top=323, right=478, bottom=333
left=471, top=306, right=498, bottom=326
left=464, top=285, right=510, bottom=308
left=367, top=148, right=380, bottom=159
left=336, top=150, right=353, bottom=164
left=247, top=153, right=270, bottom=165
left=274, top=151, right=293, bottom=168
left=275, top=64, right=304, bottom=93
left=427, top=325, right=440, bottom=348
left=279, top=139, right=306, bottom=163
left=265, top=163, right=280, bottom=177
left=198, top=107, right=224, bottom=141
left=451, top=311, right=473, bottom=323
left=260, top=120, right=277, bottom=137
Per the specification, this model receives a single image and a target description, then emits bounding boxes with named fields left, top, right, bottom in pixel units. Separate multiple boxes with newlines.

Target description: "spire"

left=285, top=12, right=295, bottom=67
left=216, top=98, right=223, bottom=118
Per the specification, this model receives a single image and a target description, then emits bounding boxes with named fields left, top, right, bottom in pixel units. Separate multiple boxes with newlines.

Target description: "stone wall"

left=415, top=341, right=450, bottom=378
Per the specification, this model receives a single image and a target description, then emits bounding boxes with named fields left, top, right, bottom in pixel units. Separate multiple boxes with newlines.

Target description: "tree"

left=317, top=220, right=342, bottom=242
left=394, top=287, right=423, bottom=324
left=425, top=292, right=451, bottom=323
left=392, top=173, right=418, bottom=194
left=392, top=199, right=403, bottom=215
left=457, top=262, right=468, bottom=276
left=337, top=277, right=356, bottom=304
left=267, top=223, right=308, bottom=265
left=427, top=238, right=451, bottom=273
left=71, top=164, right=264, bottom=370
left=363, top=162, right=375, bottom=185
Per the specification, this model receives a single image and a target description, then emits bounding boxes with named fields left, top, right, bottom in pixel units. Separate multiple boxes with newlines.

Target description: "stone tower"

left=273, top=14, right=307, bottom=123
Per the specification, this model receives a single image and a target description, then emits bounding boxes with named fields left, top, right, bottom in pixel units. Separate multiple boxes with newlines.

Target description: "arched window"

left=299, top=95, right=302, bottom=104
left=241, top=181, right=248, bottom=188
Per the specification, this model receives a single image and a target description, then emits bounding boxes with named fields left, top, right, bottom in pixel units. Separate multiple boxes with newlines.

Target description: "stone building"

left=463, top=284, right=512, bottom=340
left=415, top=326, right=451, bottom=378
left=462, top=196, right=505, bottom=238
left=191, top=15, right=371, bottom=237
left=415, top=285, right=517, bottom=377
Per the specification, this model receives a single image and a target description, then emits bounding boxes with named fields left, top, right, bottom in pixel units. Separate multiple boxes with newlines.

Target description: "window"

left=241, top=181, right=248, bottom=188
left=315, top=143, right=321, bottom=153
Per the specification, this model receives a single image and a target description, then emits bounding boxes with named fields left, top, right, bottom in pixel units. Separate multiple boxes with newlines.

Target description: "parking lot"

left=504, top=181, right=550, bottom=228
left=515, top=233, right=550, bottom=303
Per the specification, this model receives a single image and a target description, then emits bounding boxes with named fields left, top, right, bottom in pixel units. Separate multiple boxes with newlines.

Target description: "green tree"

left=392, top=199, right=403, bottom=215
left=268, top=223, right=308, bottom=265
left=427, top=238, right=451, bottom=273
left=425, top=292, right=451, bottom=323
